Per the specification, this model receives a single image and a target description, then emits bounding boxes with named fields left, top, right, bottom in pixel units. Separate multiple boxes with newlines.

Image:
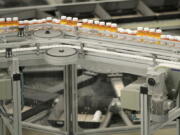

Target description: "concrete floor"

left=23, top=128, right=176, bottom=135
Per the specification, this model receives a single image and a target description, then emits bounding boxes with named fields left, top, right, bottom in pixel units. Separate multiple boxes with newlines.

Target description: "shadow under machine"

left=0, top=15, right=180, bottom=135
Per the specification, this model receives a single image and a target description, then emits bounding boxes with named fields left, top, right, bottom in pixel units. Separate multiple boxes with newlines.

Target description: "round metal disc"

left=34, top=30, right=62, bottom=38
left=45, top=47, right=78, bottom=65
left=46, top=47, right=77, bottom=57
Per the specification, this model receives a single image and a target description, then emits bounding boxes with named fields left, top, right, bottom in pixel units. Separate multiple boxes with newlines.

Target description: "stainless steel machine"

left=0, top=18, right=179, bottom=135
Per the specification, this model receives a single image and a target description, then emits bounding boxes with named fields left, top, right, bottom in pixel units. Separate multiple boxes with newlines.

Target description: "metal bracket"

left=74, top=26, right=80, bottom=39
left=36, top=43, right=40, bottom=55
left=17, top=27, right=25, bottom=37
left=13, top=74, right=21, bottom=81
left=152, top=54, right=157, bottom=66
left=140, top=86, right=148, bottom=95
left=79, top=43, right=85, bottom=57
left=5, top=48, right=12, bottom=58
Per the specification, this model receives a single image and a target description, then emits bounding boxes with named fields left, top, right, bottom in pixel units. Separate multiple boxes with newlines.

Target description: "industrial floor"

left=23, top=128, right=176, bottom=135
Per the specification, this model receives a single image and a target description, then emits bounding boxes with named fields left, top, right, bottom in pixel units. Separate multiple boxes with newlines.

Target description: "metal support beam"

left=140, top=87, right=150, bottom=135
left=137, top=0, right=155, bottom=16
left=0, top=117, right=3, bottom=135
left=46, top=0, right=63, bottom=5
left=177, top=93, right=180, bottom=135
left=94, top=4, right=111, bottom=20
left=10, top=58, right=22, bottom=135
left=0, top=115, right=13, bottom=134
left=64, top=64, right=78, bottom=135
left=0, top=117, right=6, bottom=135
left=23, top=122, right=65, bottom=135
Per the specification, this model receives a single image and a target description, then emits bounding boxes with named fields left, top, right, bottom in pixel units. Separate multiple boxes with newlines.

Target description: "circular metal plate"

left=34, top=30, right=62, bottom=38
left=45, top=47, right=78, bottom=65
left=47, top=47, right=77, bottom=57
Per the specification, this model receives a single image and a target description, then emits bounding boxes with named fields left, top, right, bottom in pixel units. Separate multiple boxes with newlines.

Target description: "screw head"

left=148, top=78, right=156, bottom=86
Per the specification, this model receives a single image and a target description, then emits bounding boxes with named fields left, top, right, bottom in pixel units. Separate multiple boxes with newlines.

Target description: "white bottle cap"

left=127, top=29, right=133, bottom=34
left=144, top=27, right=149, bottom=31
left=106, top=22, right=111, bottom=26
left=56, top=19, right=60, bottom=23
left=174, top=36, right=179, bottom=41
left=137, top=27, right=143, bottom=31
left=111, top=23, right=117, bottom=28
left=28, top=20, right=33, bottom=25
left=118, top=28, right=125, bottom=33
left=46, top=17, right=52, bottom=21
left=77, top=23, right=82, bottom=27
left=67, top=17, right=72, bottom=21
left=6, top=17, right=12, bottom=22
left=160, top=35, right=166, bottom=39
left=37, top=19, right=43, bottom=24
left=12, top=17, right=19, bottom=21
left=125, top=29, right=131, bottom=33
left=120, top=29, right=125, bottom=33
left=32, top=19, right=38, bottom=24
left=167, top=35, right=174, bottom=40
left=0, top=18, right=5, bottom=22
left=149, top=29, right=155, bottom=33
left=177, top=36, right=180, bottom=41
left=52, top=19, right=58, bottom=23
left=88, top=20, right=93, bottom=24
left=99, top=22, right=105, bottom=26
left=73, top=17, right=78, bottom=21
left=24, top=20, right=29, bottom=24
left=176, top=36, right=180, bottom=41
left=132, top=30, right=137, bottom=34
left=165, top=35, right=169, bottom=39
left=156, top=29, right=162, bottom=33
left=82, top=19, right=88, bottom=23
left=166, top=35, right=171, bottom=39
left=19, top=21, right=24, bottom=25
left=61, top=16, right=66, bottom=20
left=42, top=19, right=46, bottom=22
left=94, top=20, right=100, bottom=24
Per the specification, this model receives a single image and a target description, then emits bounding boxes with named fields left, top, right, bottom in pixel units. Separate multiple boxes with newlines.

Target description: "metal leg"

left=177, top=93, right=180, bottom=135
left=0, top=117, right=3, bottom=135
left=64, top=64, right=78, bottom=135
left=0, top=117, right=6, bottom=135
left=141, top=87, right=150, bottom=135
left=10, top=58, right=22, bottom=135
